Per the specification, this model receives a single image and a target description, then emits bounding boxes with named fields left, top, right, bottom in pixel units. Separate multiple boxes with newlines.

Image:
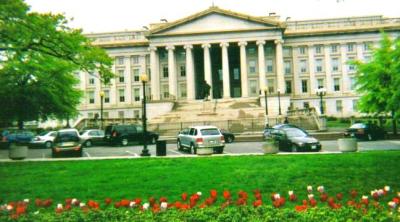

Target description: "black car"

left=52, top=129, right=83, bottom=158
left=104, top=124, right=159, bottom=146
left=220, top=129, right=235, bottom=143
left=269, top=127, right=321, bottom=152
left=344, top=123, right=386, bottom=141
left=263, top=124, right=306, bottom=139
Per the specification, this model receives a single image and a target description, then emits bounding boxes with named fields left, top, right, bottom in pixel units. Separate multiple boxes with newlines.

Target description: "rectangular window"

left=104, top=90, right=110, bottom=103
left=336, top=100, right=343, bottom=112
left=180, top=83, right=187, bottom=98
left=301, top=80, right=308, bottom=93
left=249, top=80, right=257, bottom=96
left=118, top=70, right=125, bottom=83
left=283, top=47, right=291, bottom=57
left=267, top=79, right=275, bottom=94
left=233, top=68, right=240, bottom=80
left=300, top=59, right=307, bottom=73
left=266, top=59, right=273, bottom=73
left=315, top=45, right=323, bottom=54
left=89, top=77, right=95, bottom=85
left=133, top=69, right=140, bottom=82
left=334, top=78, right=341, bottom=91
left=285, top=80, right=292, bottom=94
left=163, top=66, right=168, bottom=78
left=131, top=55, right=139, bottom=64
left=347, top=43, right=355, bottom=52
left=116, top=57, right=124, bottom=66
left=265, top=46, right=273, bottom=55
left=317, top=78, right=324, bottom=89
left=133, top=88, right=140, bottom=102
left=350, top=77, right=356, bottom=90
left=299, top=46, right=306, bottom=55
left=247, top=47, right=256, bottom=55
left=352, top=99, right=358, bottom=111
left=119, top=89, right=125, bottom=102
left=180, top=65, right=186, bottom=77
left=162, top=85, right=169, bottom=99
left=284, top=60, right=291, bottom=75
left=315, top=59, right=323, bottom=72
left=88, top=91, right=94, bottom=104
left=145, top=55, right=150, bottom=65
left=331, top=44, right=338, bottom=53
left=133, top=110, right=140, bottom=119
left=348, top=57, right=355, bottom=72
left=363, top=42, right=372, bottom=51
left=118, top=111, right=124, bottom=119
left=303, top=102, right=310, bottom=109
left=331, top=58, right=339, bottom=72
left=249, top=60, right=256, bottom=74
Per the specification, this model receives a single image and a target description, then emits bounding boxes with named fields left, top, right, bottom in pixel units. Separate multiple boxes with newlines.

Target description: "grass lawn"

left=1, top=151, right=399, bottom=203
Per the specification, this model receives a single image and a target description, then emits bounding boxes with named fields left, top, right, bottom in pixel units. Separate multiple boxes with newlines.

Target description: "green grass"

left=1, top=151, right=399, bottom=202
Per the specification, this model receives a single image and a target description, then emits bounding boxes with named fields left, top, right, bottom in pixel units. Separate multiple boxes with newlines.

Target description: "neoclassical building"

left=78, top=6, right=400, bottom=121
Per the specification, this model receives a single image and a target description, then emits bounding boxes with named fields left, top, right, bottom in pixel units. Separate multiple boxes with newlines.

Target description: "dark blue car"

left=1, top=130, right=35, bottom=148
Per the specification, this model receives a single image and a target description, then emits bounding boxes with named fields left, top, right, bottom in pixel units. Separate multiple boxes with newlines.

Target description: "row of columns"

left=149, top=40, right=285, bottom=100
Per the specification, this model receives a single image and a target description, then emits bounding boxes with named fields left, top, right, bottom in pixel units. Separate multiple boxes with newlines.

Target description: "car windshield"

left=55, top=131, right=79, bottom=142
left=284, top=128, right=308, bottom=138
left=200, top=128, right=220, bottom=136
left=38, top=131, right=49, bottom=136
left=350, top=123, right=366, bottom=129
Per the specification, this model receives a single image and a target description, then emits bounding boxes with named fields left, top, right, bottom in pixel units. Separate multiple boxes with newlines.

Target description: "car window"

left=200, top=128, right=220, bottom=136
left=283, top=128, right=307, bottom=138
left=98, top=131, right=105, bottom=136
left=50, top=132, right=57, bottom=137
left=189, top=128, right=195, bottom=136
left=89, top=131, right=97, bottom=136
left=182, top=128, right=189, bottom=135
left=55, top=131, right=79, bottom=142
left=350, top=123, right=366, bottom=129
left=136, top=126, right=142, bottom=133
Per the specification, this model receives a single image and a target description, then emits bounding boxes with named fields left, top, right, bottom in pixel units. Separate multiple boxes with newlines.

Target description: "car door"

left=271, top=129, right=288, bottom=151
left=179, top=128, right=188, bottom=147
left=132, top=125, right=141, bottom=143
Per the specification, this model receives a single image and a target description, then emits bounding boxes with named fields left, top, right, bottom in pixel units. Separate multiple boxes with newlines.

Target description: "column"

left=340, top=44, right=349, bottom=93
left=184, top=44, right=195, bottom=100
left=256, top=40, right=266, bottom=90
left=149, top=46, right=160, bottom=100
left=324, top=45, right=333, bottom=94
left=202, top=43, right=213, bottom=98
left=238, top=41, right=248, bottom=97
left=275, top=39, right=285, bottom=93
left=166, top=45, right=177, bottom=99
left=292, top=46, right=300, bottom=95
left=308, top=44, right=316, bottom=95
left=220, top=42, right=230, bottom=98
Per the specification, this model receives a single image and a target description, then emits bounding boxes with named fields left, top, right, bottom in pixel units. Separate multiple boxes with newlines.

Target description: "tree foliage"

left=353, top=33, right=400, bottom=119
left=0, top=0, right=113, bottom=128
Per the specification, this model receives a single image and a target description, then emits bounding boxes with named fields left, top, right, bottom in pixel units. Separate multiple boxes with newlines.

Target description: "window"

left=88, top=91, right=94, bottom=104
left=347, top=43, right=355, bottom=52
left=89, top=77, right=95, bottom=85
left=334, top=78, right=341, bottom=91
left=249, top=60, right=256, bottom=74
left=162, top=85, right=169, bottom=99
left=303, top=102, right=310, bottom=109
left=284, top=60, right=291, bottom=75
left=267, top=79, right=275, bottom=93
left=350, top=77, right=356, bottom=90
left=265, top=46, right=273, bottom=55
left=134, top=110, right=140, bottom=119
left=247, top=47, right=256, bottom=55
left=131, top=55, right=139, bottom=64
left=352, top=99, right=358, bottom=111
left=118, top=111, right=124, bottom=118
left=315, top=59, right=323, bottom=72
left=119, top=89, right=125, bottom=102
left=249, top=80, right=257, bottom=96
left=317, top=78, right=324, bottom=89
left=363, top=42, right=372, bottom=51
left=162, top=66, right=168, bottom=78
left=331, top=44, right=338, bottom=53
left=132, top=69, right=140, bottom=82
left=116, top=57, right=124, bottom=66
left=301, top=80, right=308, bottom=93
left=133, top=88, right=140, bottom=102
left=180, top=83, right=187, bottom=98
left=180, top=65, right=186, bottom=77
left=145, top=55, right=150, bottom=65
left=283, top=47, right=291, bottom=57
left=300, top=60, right=307, bottom=73
left=104, top=90, right=110, bottom=103
left=331, top=58, right=339, bottom=72
left=315, top=45, right=323, bottom=54
left=266, top=59, right=273, bottom=73
left=299, top=46, right=306, bottom=55
left=233, top=68, right=240, bottom=80
left=336, top=100, right=343, bottom=112
left=117, top=70, right=125, bottom=83
left=348, top=57, right=355, bottom=72
left=285, top=80, right=292, bottom=94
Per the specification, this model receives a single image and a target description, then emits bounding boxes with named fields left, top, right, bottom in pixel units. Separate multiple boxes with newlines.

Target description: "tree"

left=0, top=0, right=113, bottom=129
left=353, top=33, right=400, bottom=134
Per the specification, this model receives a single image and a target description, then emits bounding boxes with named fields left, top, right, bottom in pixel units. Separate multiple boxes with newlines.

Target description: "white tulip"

left=57, top=204, right=63, bottom=209
left=308, top=194, right=314, bottom=200
left=288, top=191, right=294, bottom=196
left=129, top=201, right=136, bottom=208
left=160, top=202, right=168, bottom=210
left=143, top=203, right=150, bottom=210
left=384, top=186, right=390, bottom=192
left=197, top=192, right=202, bottom=196
left=23, top=199, right=29, bottom=203
left=79, top=203, right=85, bottom=207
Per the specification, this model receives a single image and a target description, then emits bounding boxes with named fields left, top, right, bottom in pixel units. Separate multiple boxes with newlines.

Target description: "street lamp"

left=140, top=74, right=150, bottom=156
left=277, top=89, right=282, bottom=116
left=263, top=87, right=269, bottom=116
left=316, top=88, right=327, bottom=115
left=100, top=91, right=104, bottom=129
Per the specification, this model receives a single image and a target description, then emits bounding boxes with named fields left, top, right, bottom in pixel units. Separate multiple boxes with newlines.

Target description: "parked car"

left=80, top=129, right=105, bottom=147
left=104, top=124, right=159, bottom=146
left=344, top=123, right=386, bottom=141
left=269, top=127, right=321, bottom=152
left=220, top=129, right=235, bottom=143
left=52, top=129, right=83, bottom=158
left=177, top=125, right=225, bottom=154
left=0, top=129, right=35, bottom=149
left=29, top=131, right=57, bottom=148
left=264, top=124, right=305, bottom=139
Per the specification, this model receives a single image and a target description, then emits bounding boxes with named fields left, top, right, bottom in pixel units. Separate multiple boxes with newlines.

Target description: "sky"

left=25, top=0, right=400, bottom=33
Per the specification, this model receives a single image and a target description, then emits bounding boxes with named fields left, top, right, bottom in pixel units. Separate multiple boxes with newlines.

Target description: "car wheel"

left=44, top=141, right=52, bottom=149
left=121, top=138, right=129, bottom=146
left=85, top=140, right=92, bottom=147
left=367, top=134, right=373, bottom=141
left=214, top=146, right=224, bottom=154
left=291, top=144, right=298, bottom=152
left=190, top=143, right=197, bottom=154
left=177, top=140, right=183, bottom=151
left=226, top=136, right=233, bottom=143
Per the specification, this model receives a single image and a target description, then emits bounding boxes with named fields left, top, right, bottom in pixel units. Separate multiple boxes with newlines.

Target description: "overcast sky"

left=25, top=0, right=399, bottom=33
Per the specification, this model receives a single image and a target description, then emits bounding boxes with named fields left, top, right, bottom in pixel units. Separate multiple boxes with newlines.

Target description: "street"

left=1, top=140, right=400, bottom=160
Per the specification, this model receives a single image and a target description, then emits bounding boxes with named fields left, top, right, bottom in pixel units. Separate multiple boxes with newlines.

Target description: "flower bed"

left=1, top=186, right=399, bottom=221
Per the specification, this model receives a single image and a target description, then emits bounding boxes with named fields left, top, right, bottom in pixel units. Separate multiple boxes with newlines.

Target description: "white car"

left=177, top=125, right=225, bottom=154
left=30, top=131, right=57, bottom=148
left=80, top=129, right=105, bottom=147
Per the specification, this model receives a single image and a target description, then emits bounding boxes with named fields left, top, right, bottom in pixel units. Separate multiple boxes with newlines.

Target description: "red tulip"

left=350, top=189, right=358, bottom=199
left=320, top=193, right=328, bottom=202
left=223, top=191, right=231, bottom=200
left=181, top=193, right=188, bottom=201
left=210, top=189, right=217, bottom=199
left=253, top=199, right=262, bottom=207
left=309, top=198, right=317, bottom=207
left=336, top=193, right=343, bottom=201
left=104, top=198, right=112, bottom=205
left=159, top=197, right=167, bottom=203
left=295, top=205, right=307, bottom=212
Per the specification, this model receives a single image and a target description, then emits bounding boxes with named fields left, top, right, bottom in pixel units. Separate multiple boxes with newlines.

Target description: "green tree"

left=353, top=33, right=400, bottom=134
left=0, top=0, right=113, bottom=129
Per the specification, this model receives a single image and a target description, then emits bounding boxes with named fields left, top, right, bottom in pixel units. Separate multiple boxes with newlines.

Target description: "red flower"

left=320, top=193, right=328, bottom=202
left=152, top=203, right=160, bottom=213
left=15, top=205, right=26, bottom=215
left=336, top=193, right=343, bottom=201
left=302, top=200, right=308, bottom=206
left=236, top=198, right=247, bottom=206
left=120, top=199, right=130, bottom=207
left=392, top=197, right=400, bottom=204
left=253, top=199, right=262, bottom=208
left=350, top=189, right=358, bottom=199
left=149, top=197, right=156, bottom=206
left=289, top=194, right=297, bottom=202
left=210, top=190, right=217, bottom=199
left=104, top=198, right=112, bottom=205
left=81, top=206, right=89, bottom=213
left=372, top=192, right=379, bottom=201
left=223, top=191, right=231, bottom=200
left=134, top=198, right=142, bottom=205
left=238, top=190, right=248, bottom=200
left=295, top=205, right=307, bottom=212
left=159, top=197, right=167, bottom=203
left=255, top=192, right=262, bottom=200
left=181, top=193, right=188, bottom=201
left=361, top=198, right=369, bottom=206
left=65, top=198, right=72, bottom=205
left=35, top=198, right=42, bottom=207
left=347, top=200, right=356, bottom=207
left=309, top=198, right=317, bottom=207
left=114, top=202, right=121, bottom=208
left=65, top=204, right=71, bottom=211
left=174, top=201, right=182, bottom=209
left=55, top=208, right=63, bottom=214
left=88, top=200, right=99, bottom=209
left=205, top=197, right=215, bottom=206
left=43, top=199, right=53, bottom=207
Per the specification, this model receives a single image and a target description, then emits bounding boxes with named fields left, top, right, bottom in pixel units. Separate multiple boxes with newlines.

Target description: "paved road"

left=1, top=140, right=400, bottom=160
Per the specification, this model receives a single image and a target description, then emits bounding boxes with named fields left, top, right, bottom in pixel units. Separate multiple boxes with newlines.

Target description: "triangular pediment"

left=150, top=7, right=284, bottom=36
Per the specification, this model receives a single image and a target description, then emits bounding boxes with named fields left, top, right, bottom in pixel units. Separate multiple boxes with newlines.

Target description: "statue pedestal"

left=198, top=100, right=216, bottom=116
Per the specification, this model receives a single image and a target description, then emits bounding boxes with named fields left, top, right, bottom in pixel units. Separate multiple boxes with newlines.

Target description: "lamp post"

left=316, top=88, right=327, bottom=115
left=263, top=87, right=269, bottom=116
left=277, top=89, right=282, bottom=116
left=100, top=91, right=104, bottom=130
left=140, top=74, right=150, bottom=156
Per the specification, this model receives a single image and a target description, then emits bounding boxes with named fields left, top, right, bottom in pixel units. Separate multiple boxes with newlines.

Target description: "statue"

left=203, top=80, right=211, bottom=100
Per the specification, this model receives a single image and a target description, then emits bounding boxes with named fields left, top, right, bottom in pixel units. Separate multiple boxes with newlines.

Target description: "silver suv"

left=177, top=125, right=225, bottom=154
